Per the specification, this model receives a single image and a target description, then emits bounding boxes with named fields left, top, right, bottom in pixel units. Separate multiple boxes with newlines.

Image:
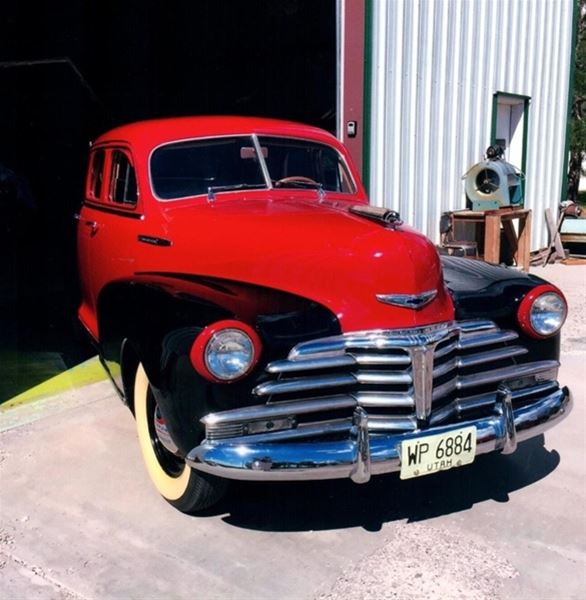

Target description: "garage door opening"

left=0, top=0, right=337, bottom=402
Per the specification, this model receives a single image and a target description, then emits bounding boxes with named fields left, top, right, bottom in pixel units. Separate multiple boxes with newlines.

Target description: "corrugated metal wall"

left=367, top=0, right=574, bottom=250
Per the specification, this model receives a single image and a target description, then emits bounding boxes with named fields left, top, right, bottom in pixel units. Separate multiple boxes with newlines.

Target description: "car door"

left=77, top=147, right=107, bottom=335
left=77, top=145, right=142, bottom=338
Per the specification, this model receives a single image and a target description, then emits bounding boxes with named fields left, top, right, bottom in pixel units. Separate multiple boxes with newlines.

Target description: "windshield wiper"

left=207, top=183, right=266, bottom=201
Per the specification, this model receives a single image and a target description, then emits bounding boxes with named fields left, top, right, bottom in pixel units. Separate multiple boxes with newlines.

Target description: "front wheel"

left=134, top=363, right=227, bottom=513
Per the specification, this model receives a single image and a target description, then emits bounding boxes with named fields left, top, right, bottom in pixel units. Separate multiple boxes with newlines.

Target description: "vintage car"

left=77, top=116, right=572, bottom=513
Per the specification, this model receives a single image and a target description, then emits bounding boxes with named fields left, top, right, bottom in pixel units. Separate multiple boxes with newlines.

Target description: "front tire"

left=134, top=363, right=227, bottom=513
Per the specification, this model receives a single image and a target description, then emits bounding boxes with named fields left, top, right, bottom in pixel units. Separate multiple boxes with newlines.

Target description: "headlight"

left=190, top=320, right=262, bottom=382
left=517, top=285, right=567, bottom=339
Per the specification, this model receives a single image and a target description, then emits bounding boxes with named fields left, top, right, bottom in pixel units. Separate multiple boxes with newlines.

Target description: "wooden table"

left=450, top=208, right=532, bottom=271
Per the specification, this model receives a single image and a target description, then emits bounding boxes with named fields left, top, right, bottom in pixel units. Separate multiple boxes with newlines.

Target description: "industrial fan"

left=463, top=146, right=524, bottom=211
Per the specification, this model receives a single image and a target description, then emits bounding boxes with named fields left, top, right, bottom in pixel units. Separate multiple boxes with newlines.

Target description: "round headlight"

left=518, top=285, right=567, bottom=339
left=190, top=320, right=262, bottom=382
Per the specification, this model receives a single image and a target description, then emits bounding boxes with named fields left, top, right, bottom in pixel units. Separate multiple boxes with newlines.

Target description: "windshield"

left=150, top=135, right=356, bottom=200
left=150, top=137, right=265, bottom=199
left=258, top=136, right=355, bottom=193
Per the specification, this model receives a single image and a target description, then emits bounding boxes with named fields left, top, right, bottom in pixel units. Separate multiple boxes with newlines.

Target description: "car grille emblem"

left=376, top=289, right=438, bottom=310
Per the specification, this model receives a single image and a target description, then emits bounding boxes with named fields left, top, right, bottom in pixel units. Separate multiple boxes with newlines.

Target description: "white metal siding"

left=367, top=0, right=574, bottom=250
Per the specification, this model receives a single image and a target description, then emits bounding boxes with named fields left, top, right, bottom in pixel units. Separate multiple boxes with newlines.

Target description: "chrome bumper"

left=186, top=386, right=572, bottom=482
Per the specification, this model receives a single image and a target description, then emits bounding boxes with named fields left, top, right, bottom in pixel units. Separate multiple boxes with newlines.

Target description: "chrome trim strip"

left=266, top=355, right=357, bottom=373
left=367, top=416, right=417, bottom=432
left=203, top=391, right=416, bottom=434
left=202, top=395, right=357, bottom=426
left=355, top=391, right=414, bottom=408
left=288, top=321, right=460, bottom=359
left=350, top=408, right=371, bottom=483
left=459, top=330, right=519, bottom=349
left=352, top=353, right=411, bottom=365
left=432, top=345, right=528, bottom=378
left=187, top=387, right=572, bottom=481
left=287, top=320, right=506, bottom=360
left=458, top=345, right=528, bottom=368
left=497, top=385, right=517, bottom=454
left=432, top=357, right=458, bottom=378
left=458, top=320, right=499, bottom=333
left=354, top=371, right=412, bottom=385
left=206, top=418, right=353, bottom=445
left=510, top=380, right=559, bottom=399
left=458, top=360, right=559, bottom=389
left=434, top=340, right=459, bottom=359
left=411, top=344, right=436, bottom=420
left=432, top=360, right=559, bottom=401
left=266, top=352, right=411, bottom=373
left=254, top=370, right=412, bottom=397
left=429, top=381, right=559, bottom=426
left=253, top=373, right=357, bottom=396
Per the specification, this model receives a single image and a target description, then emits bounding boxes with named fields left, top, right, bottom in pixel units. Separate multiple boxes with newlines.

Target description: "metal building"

left=338, top=0, right=576, bottom=250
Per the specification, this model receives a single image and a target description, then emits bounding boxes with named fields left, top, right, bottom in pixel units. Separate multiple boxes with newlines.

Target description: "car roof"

left=93, top=116, right=340, bottom=149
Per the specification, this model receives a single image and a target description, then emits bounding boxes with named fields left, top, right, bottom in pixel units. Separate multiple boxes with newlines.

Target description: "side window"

left=88, top=150, right=105, bottom=200
left=110, top=150, right=138, bottom=206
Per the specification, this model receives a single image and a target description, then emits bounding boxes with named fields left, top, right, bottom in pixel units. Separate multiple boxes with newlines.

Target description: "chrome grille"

left=203, top=320, right=560, bottom=441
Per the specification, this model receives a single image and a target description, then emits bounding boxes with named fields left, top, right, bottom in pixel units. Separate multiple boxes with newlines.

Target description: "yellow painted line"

left=1, top=356, right=109, bottom=411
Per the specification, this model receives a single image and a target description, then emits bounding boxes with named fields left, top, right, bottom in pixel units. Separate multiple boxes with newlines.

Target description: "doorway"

left=492, top=92, right=530, bottom=174
left=0, top=0, right=337, bottom=402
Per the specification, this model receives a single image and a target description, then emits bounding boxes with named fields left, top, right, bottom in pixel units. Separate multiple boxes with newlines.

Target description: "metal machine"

left=463, top=146, right=524, bottom=211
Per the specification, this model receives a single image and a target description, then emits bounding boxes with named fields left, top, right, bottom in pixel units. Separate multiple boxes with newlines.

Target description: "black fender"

left=441, top=256, right=561, bottom=361
left=96, top=277, right=340, bottom=456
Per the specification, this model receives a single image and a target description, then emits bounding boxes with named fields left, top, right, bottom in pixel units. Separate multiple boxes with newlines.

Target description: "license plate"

left=400, top=426, right=477, bottom=480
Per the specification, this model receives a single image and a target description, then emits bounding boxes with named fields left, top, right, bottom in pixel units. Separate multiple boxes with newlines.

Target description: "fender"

left=442, top=256, right=560, bottom=362
left=96, top=276, right=340, bottom=455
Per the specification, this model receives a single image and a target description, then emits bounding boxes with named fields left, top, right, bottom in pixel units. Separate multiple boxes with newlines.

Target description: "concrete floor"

left=1, top=264, right=585, bottom=600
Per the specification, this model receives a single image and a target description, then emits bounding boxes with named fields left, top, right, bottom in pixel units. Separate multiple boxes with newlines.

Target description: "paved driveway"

left=1, top=265, right=585, bottom=599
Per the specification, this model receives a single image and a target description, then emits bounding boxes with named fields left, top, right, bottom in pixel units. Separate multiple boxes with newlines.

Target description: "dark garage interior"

left=0, top=0, right=336, bottom=402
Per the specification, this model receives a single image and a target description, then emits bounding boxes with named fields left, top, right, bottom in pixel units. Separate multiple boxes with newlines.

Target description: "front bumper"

left=186, top=385, right=572, bottom=482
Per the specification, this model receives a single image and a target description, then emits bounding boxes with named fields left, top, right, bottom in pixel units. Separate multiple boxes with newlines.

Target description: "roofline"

left=94, top=115, right=339, bottom=146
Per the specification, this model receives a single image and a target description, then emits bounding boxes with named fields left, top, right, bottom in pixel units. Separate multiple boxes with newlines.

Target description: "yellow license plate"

left=400, top=426, right=477, bottom=480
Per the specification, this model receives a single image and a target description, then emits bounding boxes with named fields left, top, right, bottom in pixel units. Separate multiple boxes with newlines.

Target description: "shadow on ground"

left=197, top=435, right=559, bottom=532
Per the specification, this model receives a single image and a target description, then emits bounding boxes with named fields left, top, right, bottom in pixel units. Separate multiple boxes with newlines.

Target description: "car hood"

left=147, top=195, right=454, bottom=331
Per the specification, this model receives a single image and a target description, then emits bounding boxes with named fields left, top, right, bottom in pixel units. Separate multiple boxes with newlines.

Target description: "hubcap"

left=146, top=389, right=184, bottom=477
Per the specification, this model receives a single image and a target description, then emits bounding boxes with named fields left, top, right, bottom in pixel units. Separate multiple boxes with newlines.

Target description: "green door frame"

left=490, top=91, right=531, bottom=197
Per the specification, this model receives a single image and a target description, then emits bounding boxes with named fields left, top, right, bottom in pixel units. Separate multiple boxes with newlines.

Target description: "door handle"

left=84, top=220, right=98, bottom=235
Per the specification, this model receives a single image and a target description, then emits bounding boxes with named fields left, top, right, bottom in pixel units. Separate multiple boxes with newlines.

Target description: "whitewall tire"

left=134, top=363, right=227, bottom=513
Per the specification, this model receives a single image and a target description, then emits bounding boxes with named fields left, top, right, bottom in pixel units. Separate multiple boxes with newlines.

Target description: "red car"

left=77, top=116, right=572, bottom=513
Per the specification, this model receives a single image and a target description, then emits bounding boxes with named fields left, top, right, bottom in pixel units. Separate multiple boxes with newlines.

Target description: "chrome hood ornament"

left=376, top=289, right=438, bottom=310
left=349, top=205, right=403, bottom=227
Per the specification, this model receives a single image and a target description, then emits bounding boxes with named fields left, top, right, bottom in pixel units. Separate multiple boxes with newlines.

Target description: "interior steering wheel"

left=274, top=176, right=320, bottom=187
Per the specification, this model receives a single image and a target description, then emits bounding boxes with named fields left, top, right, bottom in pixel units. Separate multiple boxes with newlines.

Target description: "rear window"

left=110, top=150, right=137, bottom=206
left=88, top=150, right=105, bottom=200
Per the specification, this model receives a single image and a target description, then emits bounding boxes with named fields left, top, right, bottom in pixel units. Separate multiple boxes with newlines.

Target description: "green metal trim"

left=493, top=91, right=532, bottom=103
left=362, top=0, right=373, bottom=195
left=521, top=97, right=530, bottom=192
left=490, top=93, right=499, bottom=145
left=491, top=91, right=532, bottom=144
left=516, top=97, right=531, bottom=200
left=560, top=0, right=579, bottom=202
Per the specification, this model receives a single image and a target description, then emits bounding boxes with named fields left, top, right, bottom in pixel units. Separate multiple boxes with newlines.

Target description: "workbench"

left=449, top=207, right=532, bottom=271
